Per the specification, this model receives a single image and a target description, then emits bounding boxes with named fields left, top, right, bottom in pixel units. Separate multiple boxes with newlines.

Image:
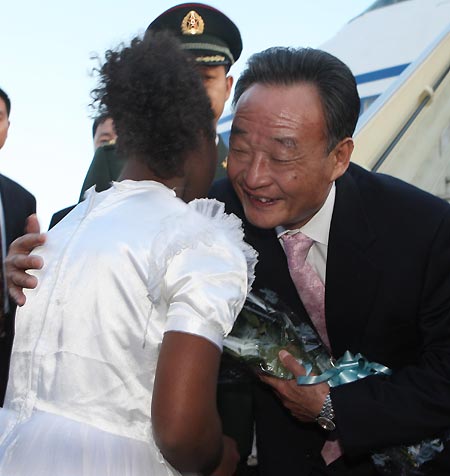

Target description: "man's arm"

left=331, top=207, right=450, bottom=455
left=6, top=214, right=45, bottom=306
left=262, top=207, right=450, bottom=457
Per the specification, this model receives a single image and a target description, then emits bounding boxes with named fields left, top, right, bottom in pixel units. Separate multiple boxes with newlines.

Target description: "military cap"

left=146, top=3, right=242, bottom=67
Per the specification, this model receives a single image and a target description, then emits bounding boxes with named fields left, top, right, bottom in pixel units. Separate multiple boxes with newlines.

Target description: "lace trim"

left=189, top=198, right=257, bottom=290
left=146, top=198, right=257, bottom=305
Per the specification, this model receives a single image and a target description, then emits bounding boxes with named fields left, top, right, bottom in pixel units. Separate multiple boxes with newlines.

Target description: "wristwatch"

left=316, top=393, right=336, bottom=431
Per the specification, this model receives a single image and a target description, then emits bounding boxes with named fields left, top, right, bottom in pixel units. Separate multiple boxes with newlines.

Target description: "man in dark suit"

left=209, top=47, right=450, bottom=475
left=0, top=87, right=36, bottom=404
left=7, top=47, right=450, bottom=475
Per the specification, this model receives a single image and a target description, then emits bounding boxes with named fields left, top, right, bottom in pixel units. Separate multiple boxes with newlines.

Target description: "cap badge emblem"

left=181, top=10, right=205, bottom=35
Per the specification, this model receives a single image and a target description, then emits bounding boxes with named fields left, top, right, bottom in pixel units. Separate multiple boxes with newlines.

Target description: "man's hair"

left=0, top=87, right=11, bottom=117
left=233, top=47, right=360, bottom=152
left=92, top=113, right=112, bottom=138
left=91, top=31, right=215, bottom=179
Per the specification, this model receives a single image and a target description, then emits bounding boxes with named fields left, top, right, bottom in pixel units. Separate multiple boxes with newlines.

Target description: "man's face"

left=93, top=117, right=117, bottom=150
left=227, top=82, right=352, bottom=230
left=198, top=65, right=233, bottom=126
left=0, top=98, right=10, bottom=150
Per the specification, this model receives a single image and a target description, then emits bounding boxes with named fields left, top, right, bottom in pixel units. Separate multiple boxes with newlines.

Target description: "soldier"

left=92, top=113, right=117, bottom=151
left=79, top=2, right=242, bottom=200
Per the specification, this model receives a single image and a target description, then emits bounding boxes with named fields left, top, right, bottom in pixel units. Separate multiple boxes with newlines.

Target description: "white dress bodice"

left=0, top=180, right=256, bottom=475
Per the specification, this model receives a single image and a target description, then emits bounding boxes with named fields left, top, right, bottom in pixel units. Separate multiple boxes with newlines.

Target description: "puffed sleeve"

left=161, top=199, right=257, bottom=350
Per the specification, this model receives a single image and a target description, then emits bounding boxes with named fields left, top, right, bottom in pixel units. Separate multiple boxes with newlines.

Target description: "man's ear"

left=225, top=75, right=234, bottom=102
left=330, top=137, right=353, bottom=181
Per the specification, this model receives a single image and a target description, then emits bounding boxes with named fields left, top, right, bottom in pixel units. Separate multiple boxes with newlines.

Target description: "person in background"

left=92, top=113, right=117, bottom=150
left=78, top=2, right=241, bottom=201
left=0, top=87, right=36, bottom=406
left=0, top=31, right=256, bottom=475
left=77, top=114, right=120, bottom=202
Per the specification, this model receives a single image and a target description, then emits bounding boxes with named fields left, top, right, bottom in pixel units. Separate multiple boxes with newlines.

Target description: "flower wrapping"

left=223, top=288, right=449, bottom=476
left=223, top=289, right=331, bottom=379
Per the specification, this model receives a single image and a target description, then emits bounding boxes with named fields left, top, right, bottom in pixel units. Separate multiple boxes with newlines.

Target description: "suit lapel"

left=0, top=175, right=17, bottom=246
left=0, top=175, right=8, bottom=243
left=325, top=168, right=381, bottom=357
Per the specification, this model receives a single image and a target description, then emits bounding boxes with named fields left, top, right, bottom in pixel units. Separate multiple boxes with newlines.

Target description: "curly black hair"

left=91, top=31, right=215, bottom=179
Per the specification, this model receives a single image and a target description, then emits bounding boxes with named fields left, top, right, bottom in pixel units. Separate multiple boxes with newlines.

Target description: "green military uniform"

left=79, top=135, right=229, bottom=201
left=215, top=134, right=229, bottom=181
left=78, top=143, right=125, bottom=201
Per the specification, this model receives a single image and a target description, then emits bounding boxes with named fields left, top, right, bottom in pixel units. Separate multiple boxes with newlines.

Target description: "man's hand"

left=211, top=435, right=240, bottom=476
left=260, top=350, right=329, bottom=422
left=6, top=214, right=46, bottom=306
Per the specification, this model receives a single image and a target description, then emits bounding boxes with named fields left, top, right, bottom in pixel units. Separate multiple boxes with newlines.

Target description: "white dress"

left=0, top=180, right=257, bottom=476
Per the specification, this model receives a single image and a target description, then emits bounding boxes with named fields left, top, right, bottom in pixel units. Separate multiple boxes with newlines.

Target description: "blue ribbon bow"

left=297, top=350, right=391, bottom=387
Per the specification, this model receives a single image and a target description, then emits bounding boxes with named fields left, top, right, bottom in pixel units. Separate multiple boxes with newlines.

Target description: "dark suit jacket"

left=49, top=205, right=76, bottom=230
left=210, top=162, right=450, bottom=475
left=0, top=174, right=36, bottom=404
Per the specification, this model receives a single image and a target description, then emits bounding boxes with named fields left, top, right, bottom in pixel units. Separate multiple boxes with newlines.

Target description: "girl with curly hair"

left=0, top=31, right=256, bottom=476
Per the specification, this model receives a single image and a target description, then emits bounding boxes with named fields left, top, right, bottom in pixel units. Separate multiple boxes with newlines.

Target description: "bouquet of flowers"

left=223, top=288, right=449, bottom=476
left=223, top=288, right=331, bottom=379
left=371, top=439, right=447, bottom=475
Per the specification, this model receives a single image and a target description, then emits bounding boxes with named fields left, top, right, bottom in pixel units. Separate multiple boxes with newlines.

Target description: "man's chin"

left=243, top=206, right=280, bottom=230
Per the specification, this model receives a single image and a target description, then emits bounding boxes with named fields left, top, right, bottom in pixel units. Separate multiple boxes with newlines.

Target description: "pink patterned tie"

left=281, top=232, right=342, bottom=465
left=281, top=232, right=330, bottom=351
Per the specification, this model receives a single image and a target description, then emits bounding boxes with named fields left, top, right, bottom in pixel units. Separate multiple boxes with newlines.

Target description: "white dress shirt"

left=277, top=183, right=336, bottom=284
